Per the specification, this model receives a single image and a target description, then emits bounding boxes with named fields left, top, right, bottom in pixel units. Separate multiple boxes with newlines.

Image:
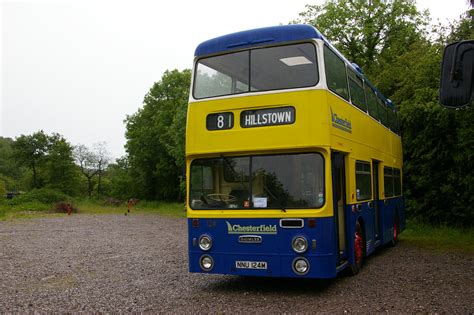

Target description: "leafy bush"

left=103, top=197, right=123, bottom=206
left=10, top=188, right=71, bottom=205
left=0, top=180, right=5, bottom=199
left=53, top=202, right=78, bottom=213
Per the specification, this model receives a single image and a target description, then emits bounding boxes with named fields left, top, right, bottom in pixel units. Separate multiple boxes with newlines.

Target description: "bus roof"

left=195, top=24, right=324, bottom=57
left=195, top=24, right=395, bottom=110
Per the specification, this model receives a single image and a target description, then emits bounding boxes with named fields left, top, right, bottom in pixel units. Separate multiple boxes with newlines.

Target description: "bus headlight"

left=199, top=235, right=212, bottom=251
left=292, top=257, right=310, bottom=275
left=200, top=255, right=214, bottom=271
left=292, top=236, right=308, bottom=253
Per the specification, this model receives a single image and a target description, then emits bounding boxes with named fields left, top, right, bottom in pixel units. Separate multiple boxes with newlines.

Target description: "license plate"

left=235, top=260, right=267, bottom=270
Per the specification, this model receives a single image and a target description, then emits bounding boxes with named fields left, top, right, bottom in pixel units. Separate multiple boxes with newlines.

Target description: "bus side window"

left=394, top=111, right=401, bottom=135
left=376, top=96, right=389, bottom=128
left=348, top=68, right=367, bottom=112
left=355, top=161, right=372, bottom=201
left=365, top=84, right=379, bottom=121
left=388, top=108, right=398, bottom=133
left=323, top=45, right=349, bottom=100
left=393, top=168, right=401, bottom=196
left=384, top=167, right=394, bottom=198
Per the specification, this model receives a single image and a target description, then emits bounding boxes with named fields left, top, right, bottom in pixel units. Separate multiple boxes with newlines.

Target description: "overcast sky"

left=1, top=0, right=470, bottom=159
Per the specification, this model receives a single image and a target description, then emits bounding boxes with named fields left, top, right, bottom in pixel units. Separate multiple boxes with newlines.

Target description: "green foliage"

left=294, top=0, right=427, bottom=78
left=74, top=143, right=111, bottom=198
left=0, top=188, right=71, bottom=219
left=10, top=188, right=71, bottom=205
left=13, top=130, right=50, bottom=188
left=125, top=69, right=191, bottom=201
left=45, top=134, right=81, bottom=195
left=0, top=174, right=18, bottom=192
left=0, top=137, right=25, bottom=185
left=296, top=2, right=473, bottom=226
left=380, top=15, right=473, bottom=226
left=106, top=157, right=134, bottom=199
left=448, top=9, right=474, bottom=42
left=401, top=220, right=474, bottom=254
left=74, top=199, right=185, bottom=218
left=0, top=180, right=5, bottom=198
left=12, top=131, right=81, bottom=195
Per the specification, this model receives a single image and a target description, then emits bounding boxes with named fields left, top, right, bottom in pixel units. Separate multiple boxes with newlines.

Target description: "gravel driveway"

left=0, top=214, right=472, bottom=313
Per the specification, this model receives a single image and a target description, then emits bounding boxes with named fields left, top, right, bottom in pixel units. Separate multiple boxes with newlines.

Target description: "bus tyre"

left=390, top=216, right=399, bottom=247
left=350, top=221, right=364, bottom=276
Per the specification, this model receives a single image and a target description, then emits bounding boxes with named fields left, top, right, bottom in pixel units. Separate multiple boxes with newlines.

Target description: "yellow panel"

left=186, top=90, right=331, bottom=156
left=185, top=89, right=403, bottom=218
left=326, top=92, right=403, bottom=204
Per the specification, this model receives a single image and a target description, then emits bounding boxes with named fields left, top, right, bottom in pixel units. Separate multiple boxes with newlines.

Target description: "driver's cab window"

left=190, top=164, right=213, bottom=195
left=190, top=158, right=250, bottom=209
left=222, top=157, right=250, bottom=206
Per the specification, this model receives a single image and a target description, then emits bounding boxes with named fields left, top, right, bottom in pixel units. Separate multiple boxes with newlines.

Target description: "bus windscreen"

left=189, top=153, right=324, bottom=210
left=193, top=43, right=318, bottom=99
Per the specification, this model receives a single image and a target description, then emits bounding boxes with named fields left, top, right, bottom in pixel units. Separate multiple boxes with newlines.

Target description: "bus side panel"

left=188, top=217, right=339, bottom=278
left=377, top=196, right=404, bottom=245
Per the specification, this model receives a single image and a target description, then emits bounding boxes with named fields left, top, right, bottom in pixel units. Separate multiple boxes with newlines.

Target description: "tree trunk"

left=87, top=176, right=93, bottom=198
left=31, top=162, right=37, bottom=188
left=97, top=170, right=101, bottom=198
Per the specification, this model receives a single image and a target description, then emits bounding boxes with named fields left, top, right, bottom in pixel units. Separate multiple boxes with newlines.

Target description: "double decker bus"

left=186, top=25, right=405, bottom=278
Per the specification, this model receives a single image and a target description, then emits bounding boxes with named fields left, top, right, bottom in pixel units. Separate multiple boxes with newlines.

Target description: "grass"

left=400, top=220, right=474, bottom=254
left=76, top=199, right=186, bottom=218
left=0, top=200, right=60, bottom=221
left=0, top=198, right=186, bottom=221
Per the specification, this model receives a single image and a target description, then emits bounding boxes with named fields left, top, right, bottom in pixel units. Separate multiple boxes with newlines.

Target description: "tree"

left=368, top=13, right=474, bottom=226
left=106, top=156, right=134, bottom=199
left=294, top=0, right=427, bottom=79
left=0, top=137, right=25, bottom=190
left=13, top=131, right=50, bottom=188
left=45, top=133, right=80, bottom=195
left=0, top=179, right=5, bottom=198
left=447, top=8, right=474, bottom=42
left=74, top=144, right=99, bottom=198
left=294, top=2, right=473, bottom=225
left=74, top=142, right=111, bottom=198
left=125, top=69, right=191, bottom=200
left=13, top=131, right=79, bottom=195
left=93, top=142, right=110, bottom=197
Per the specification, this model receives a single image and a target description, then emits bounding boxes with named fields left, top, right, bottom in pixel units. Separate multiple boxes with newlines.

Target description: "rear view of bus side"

left=186, top=25, right=405, bottom=278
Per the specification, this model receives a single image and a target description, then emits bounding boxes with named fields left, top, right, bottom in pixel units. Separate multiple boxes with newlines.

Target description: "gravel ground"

left=0, top=214, right=473, bottom=313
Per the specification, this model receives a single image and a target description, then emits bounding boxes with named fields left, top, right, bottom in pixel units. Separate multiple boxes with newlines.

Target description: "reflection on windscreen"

left=189, top=153, right=324, bottom=209
left=193, top=43, right=318, bottom=99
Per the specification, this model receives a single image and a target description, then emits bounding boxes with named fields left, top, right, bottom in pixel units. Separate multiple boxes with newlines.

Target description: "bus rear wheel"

left=349, top=221, right=364, bottom=276
left=390, top=216, right=399, bottom=247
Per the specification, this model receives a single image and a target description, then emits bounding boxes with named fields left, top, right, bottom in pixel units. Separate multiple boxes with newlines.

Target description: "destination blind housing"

left=240, top=106, right=295, bottom=128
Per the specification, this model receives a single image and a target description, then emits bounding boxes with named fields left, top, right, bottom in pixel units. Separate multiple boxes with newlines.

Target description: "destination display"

left=206, top=112, right=234, bottom=130
left=240, top=106, right=295, bottom=128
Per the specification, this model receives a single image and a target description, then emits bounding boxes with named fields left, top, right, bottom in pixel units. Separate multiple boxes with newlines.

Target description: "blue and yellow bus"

left=186, top=25, right=405, bottom=278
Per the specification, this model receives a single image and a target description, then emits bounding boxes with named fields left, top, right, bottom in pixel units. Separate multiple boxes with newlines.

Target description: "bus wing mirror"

left=440, top=40, right=474, bottom=108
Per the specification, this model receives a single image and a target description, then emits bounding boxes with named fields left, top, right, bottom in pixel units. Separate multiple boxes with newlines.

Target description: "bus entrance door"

left=331, top=152, right=347, bottom=263
left=372, top=161, right=381, bottom=240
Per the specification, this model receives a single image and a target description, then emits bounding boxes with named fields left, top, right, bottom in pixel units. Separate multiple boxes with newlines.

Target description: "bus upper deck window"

left=193, top=43, right=319, bottom=99
left=193, top=51, right=249, bottom=99
left=250, top=43, right=318, bottom=92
